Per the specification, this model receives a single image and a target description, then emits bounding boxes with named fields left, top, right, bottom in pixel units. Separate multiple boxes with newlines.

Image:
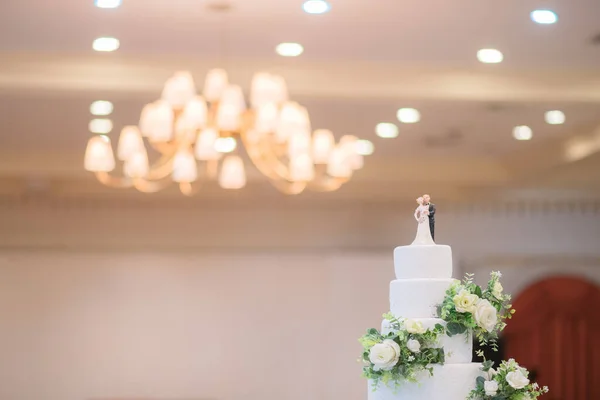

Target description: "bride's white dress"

left=412, top=204, right=435, bottom=245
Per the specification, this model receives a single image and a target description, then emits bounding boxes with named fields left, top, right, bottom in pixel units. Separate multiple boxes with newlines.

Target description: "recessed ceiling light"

left=95, top=0, right=122, bottom=8
left=275, top=43, right=304, bottom=57
left=214, top=137, right=237, bottom=153
left=477, top=48, right=503, bottom=64
left=356, top=140, right=374, bottom=156
left=302, top=0, right=331, bottom=14
left=513, top=125, right=533, bottom=141
left=531, top=9, right=558, bottom=24
left=89, top=119, right=113, bottom=134
left=93, top=37, right=120, bottom=52
left=90, top=100, right=114, bottom=116
left=396, top=108, right=421, bottom=124
left=376, top=123, right=399, bottom=138
left=545, top=110, right=565, bottom=125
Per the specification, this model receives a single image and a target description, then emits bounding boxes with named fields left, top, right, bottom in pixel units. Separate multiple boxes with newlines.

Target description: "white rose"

left=404, top=319, right=426, bottom=334
left=368, top=339, right=401, bottom=371
left=474, top=299, right=498, bottom=332
left=406, top=339, right=421, bottom=353
left=453, top=289, right=479, bottom=313
left=506, top=369, right=530, bottom=389
left=484, top=380, right=499, bottom=396
left=492, top=281, right=504, bottom=299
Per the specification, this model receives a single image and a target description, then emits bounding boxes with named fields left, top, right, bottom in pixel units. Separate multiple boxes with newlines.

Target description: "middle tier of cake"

left=389, top=278, right=455, bottom=318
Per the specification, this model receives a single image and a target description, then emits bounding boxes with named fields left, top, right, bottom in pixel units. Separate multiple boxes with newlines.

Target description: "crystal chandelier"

left=84, top=70, right=369, bottom=195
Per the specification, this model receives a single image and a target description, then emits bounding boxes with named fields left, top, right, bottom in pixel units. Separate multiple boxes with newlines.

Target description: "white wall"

left=0, top=197, right=599, bottom=400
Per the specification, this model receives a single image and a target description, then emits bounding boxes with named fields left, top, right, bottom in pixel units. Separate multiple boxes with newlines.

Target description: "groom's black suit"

left=426, top=203, right=436, bottom=240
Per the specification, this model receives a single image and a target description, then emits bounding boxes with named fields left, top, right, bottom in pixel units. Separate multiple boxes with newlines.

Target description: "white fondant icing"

left=389, top=278, right=455, bottom=318
left=393, top=245, right=452, bottom=279
left=368, top=363, right=483, bottom=400
left=381, top=318, right=472, bottom=364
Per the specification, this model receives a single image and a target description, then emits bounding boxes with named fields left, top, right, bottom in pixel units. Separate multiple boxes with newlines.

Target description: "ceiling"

left=0, top=0, right=599, bottom=202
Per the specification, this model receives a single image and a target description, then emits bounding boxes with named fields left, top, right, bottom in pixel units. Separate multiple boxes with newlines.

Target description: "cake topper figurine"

left=412, top=194, right=436, bottom=245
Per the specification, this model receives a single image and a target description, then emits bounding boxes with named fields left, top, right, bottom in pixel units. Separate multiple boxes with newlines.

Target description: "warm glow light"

left=90, top=100, right=113, bottom=116
left=124, top=151, right=149, bottom=178
left=327, top=147, right=353, bottom=178
left=219, top=156, right=246, bottom=189
left=302, top=0, right=330, bottom=14
left=290, top=154, right=315, bottom=181
left=172, top=151, right=198, bottom=182
left=84, top=135, right=115, bottom=172
left=251, top=73, right=288, bottom=108
left=89, top=119, right=113, bottom=134
left=513, top=125, right=533, bottom=141
left=276, top=43, right=304, bottom=57
left=254, top=103, right=279, bottom=134
left=312, top=129, right=334, bottom=164
left=214, top=137, right=237, bottom=153
left=276, top=102, right=311, bottom=142
left=138, top=100, right=173, bottom=141
left=477, top=48, right=503, bottom=64
left=545, top=110, right=565, bottom=125
left=117, top=126, right=144, bottom=161
left=376, top=122, right=399, bottom=138
left=93, top=37, right=120, bottom=52
left=396, top=108, right=420, bottom=124
left=95, top=0, right=122, bottom=8
left=84, top=68, right=371, bottom=195
left=356, top=139, right=374, bottom=155
left=161, top=71, right=196, bottom=109
left=531, top=9, right=558, bottom=24
left=195, top=128, right=221, bottom=160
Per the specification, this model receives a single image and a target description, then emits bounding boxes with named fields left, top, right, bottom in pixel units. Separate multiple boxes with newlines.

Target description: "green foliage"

left=435, top=271, right=514, bottom=350
left=467, top=359, right=549, bottom=400
left=358, top=317, right=445, bottom=389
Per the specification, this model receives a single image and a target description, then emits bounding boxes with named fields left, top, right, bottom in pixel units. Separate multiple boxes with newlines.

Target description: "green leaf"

left=446, top=322, right=467, bottom=336
left=474, top=285, right=483, bottom=298
left=476, top=376, right=486, bottom=387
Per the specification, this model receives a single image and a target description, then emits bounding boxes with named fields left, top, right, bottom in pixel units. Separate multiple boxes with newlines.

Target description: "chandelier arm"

left=268, top=180, right=307, bottom=195
left=179, top=182, right=201, bottom=196
left=240, top=132, right=295, bottom=182
left=132, top=178, right=173, bottom=193
left=306, top=176, right=348, bottom=192
left=147, top=140, right=178, bottom=155
left=145, top=154, right=176, bottom=181
left=95, top=172, right=133, bottom=188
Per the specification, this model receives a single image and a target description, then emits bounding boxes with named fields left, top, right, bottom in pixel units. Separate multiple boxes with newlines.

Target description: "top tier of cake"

left=393, top=244, right=452, bottom=279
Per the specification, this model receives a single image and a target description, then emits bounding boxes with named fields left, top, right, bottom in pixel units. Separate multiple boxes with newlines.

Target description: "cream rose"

left=484, top=380, right=499, bottom=396
left=474, top=299, right=498, bottom=332
left=492, top=281, right=504, bottom=299
left=453, top=289, right=479, bottom=313
left=406, top=339, right=421, bottom=353
left=506, top=369, right=530, bottom=389
left=404, top=319, right=426, bottom=334
left=369, top=339, right=401, bottom=371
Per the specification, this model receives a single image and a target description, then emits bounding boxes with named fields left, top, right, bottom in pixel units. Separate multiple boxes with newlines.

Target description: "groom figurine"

left=423, top=194, right=436, bottom=240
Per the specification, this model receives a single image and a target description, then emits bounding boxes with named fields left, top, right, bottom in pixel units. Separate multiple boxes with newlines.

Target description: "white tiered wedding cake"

left=368, top=243, right=482, bottom=400
left=361, top=197, right=549, bottom=400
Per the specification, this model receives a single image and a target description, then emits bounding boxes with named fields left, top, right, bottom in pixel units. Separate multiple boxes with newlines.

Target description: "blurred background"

left=0, top=1, right=599, bottom=400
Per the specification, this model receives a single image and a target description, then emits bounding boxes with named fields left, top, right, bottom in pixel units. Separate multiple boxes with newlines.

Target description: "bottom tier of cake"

left=368, top=363, right=483, bottom=400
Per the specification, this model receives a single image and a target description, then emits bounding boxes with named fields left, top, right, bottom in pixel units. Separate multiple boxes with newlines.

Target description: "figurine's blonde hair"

left=416, top=197, right=424, bottom=205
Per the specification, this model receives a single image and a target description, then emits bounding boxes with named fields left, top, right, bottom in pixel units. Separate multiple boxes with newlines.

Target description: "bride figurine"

left=412, top=196, right=435, bottom=245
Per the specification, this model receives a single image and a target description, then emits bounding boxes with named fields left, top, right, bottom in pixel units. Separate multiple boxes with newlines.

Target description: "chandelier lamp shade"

left=84, top=70, right=369, bottom=195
